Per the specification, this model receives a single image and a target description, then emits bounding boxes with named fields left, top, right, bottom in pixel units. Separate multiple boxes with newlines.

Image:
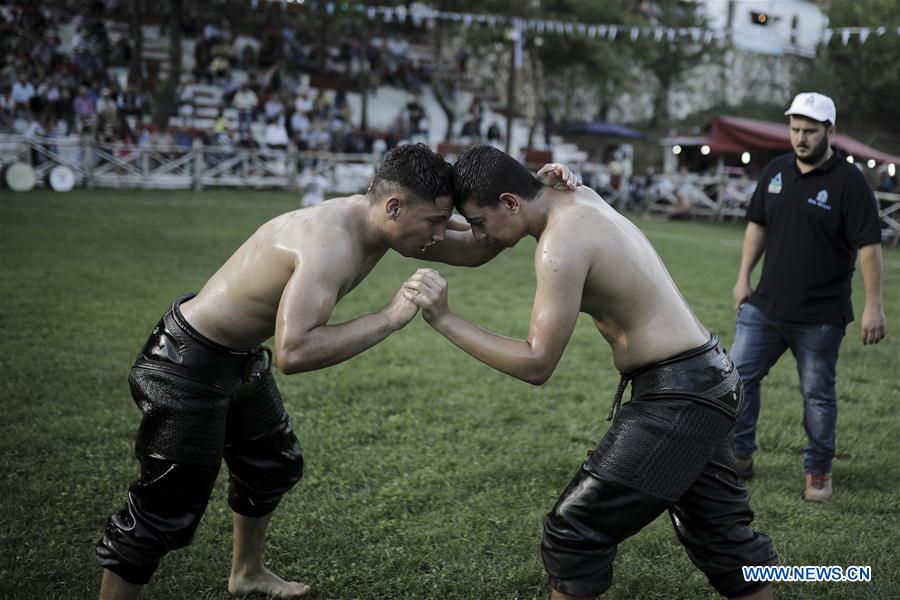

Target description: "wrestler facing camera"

left=406, top=145, right=778, bottom=599
left=96, top=143, right=577, bottom=600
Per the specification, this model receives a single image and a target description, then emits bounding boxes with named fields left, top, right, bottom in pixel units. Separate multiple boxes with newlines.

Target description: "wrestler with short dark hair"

left=405, top=145, right=778, bottom=599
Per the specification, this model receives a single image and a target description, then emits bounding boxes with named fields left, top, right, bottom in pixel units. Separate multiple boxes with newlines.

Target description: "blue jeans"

left=731, top=302, right=845, bottom=474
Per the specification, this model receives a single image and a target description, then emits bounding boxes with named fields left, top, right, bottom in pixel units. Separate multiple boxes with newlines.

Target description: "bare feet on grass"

left=228, top=567, right=310, bottom=598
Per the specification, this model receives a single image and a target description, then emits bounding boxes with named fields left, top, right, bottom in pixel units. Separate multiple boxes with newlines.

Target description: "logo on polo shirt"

left=767, top=172, right=783, bottom=194
left=807, top=189, right=831, bottom=210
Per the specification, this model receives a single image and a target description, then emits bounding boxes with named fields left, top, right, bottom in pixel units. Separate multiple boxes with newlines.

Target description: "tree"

left=128, top=0, right=144, bottom=88
left=802, top=0, right=900, bottom=136
left=152, top=0, right=182, bottom=130
left=632, top=0, right=721, bottom=127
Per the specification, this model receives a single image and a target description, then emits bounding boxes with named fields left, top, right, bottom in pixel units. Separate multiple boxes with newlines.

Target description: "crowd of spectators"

left=1, top=1, right=440, bottom=157
left=0, top=1, right=154, bottom=147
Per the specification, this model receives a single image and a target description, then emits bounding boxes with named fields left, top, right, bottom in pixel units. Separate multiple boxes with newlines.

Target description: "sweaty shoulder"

left=267, top=201, right=357, bottom=255
left=540, top=191, right=616, bottom=260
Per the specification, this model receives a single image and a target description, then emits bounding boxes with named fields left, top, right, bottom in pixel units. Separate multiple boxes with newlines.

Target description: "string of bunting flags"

left=258, top=1, right=900, bottom=46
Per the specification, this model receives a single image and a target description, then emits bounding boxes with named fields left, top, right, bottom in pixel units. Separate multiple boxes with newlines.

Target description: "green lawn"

left=1, top=189, right=897, bottom=599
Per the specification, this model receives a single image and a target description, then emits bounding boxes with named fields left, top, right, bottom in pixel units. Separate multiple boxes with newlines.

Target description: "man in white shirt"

left=232, top=84, right=258, bottom=132
left=11, top=74, right=35, bottom=117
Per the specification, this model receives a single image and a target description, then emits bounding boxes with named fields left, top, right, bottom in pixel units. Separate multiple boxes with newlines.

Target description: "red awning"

left=701, top=116, right=900, bottom=164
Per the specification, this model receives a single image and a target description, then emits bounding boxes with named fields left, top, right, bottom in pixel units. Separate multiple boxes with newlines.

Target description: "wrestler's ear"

left=499, top=193, right=520, bottom=214
left=386, top=196, right=401, bottom=220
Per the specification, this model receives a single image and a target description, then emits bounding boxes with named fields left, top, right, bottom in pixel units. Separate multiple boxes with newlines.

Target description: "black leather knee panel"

left=225, top=416, right=303, bottom=517
left=97, top=456, right=220, bottom=584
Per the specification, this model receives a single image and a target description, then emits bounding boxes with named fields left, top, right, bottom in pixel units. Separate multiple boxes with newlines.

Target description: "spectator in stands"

left=238, top=44, right=257, bottom=70
left=289, top=109, right=311, bottom=150
left=73, top=84, right=95, bottom=133
left=55, top=87, right=73, bottom=134
left=487, top=122, right=502, bottom=145
left=176, top=81, right=195, bottom=119
left=116, top=82, right=145, bottom=118
left=151, top=127, right=177, bottom=160
left=38, top=78, right=61, bottom=118
left=263, top=93, right=285, bottom=122
left=96, top=87, right=117, bottom=114
left=0, top=88, right=9, bottom=129
left=263, top=117, right=289, bottom=150
left=307, top=117, right=332, bottom=151
left=210, top=41, right=233, bottom=82
left=11, top=73, right=34, bottom=118
left=294, top=91, right=313, bottom=115
left=311, top=90, right=331, bottom=119
left=232, top=83, right=258, bottom=132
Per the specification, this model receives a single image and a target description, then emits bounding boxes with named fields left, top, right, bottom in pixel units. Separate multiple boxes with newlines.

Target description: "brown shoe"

left=804, top=472, right=832, bottom=502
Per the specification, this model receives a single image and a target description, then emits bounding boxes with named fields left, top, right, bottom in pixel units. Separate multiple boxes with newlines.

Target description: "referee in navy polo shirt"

left=729, top=92, right=885, bottom=502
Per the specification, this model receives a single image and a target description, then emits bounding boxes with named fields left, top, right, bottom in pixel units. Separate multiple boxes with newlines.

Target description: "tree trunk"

left=430, top=10, right=456, bottom=141
left=128, top=0, right=144, bottom=87
left=153, top=0, right=182, bottom=130
left=526, top=47, right=544, bottom=148
left=651, top=77, right=670, bottom=128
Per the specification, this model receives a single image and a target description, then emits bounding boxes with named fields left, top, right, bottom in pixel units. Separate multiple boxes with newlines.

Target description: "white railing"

left=1, top=135, right=378, bottom=193
left=877, top=191, right=900, bottom=246
left=642, top=172, right=899, bottom=245
left=643, top=172, right=755, bottom=221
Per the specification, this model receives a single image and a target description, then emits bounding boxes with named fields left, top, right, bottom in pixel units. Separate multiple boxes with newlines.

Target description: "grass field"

left=1, top=189, right=898, bottom=600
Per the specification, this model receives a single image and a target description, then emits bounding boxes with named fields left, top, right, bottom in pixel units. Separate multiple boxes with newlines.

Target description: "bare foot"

left=228, top=567, right=310, bottom=598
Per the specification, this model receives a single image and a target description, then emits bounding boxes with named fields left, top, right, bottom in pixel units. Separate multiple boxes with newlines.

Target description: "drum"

left=2, top=162, right=37, bottom=192
left=47, top=165, right=76, bottom=192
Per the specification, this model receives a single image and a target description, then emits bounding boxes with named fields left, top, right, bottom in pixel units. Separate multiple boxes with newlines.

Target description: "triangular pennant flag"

left=630, top=27, right=639, bottom=41
left=654, top=27, right=664, bottom=42
left=841, top=29, right=851, bottom=44
left=859, top=28, right=870, bottom=43
left=666, top=28, right=676, bottom=42
left=608, top=26, right=618, bottom=40
left=823, top=28, right=833, bottom=44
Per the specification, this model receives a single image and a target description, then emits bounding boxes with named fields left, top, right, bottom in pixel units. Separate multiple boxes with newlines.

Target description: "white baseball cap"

left=785, top=92, right=836, bottom=125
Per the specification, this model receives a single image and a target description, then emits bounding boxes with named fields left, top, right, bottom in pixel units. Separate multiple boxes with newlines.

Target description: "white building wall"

left=704, top=0, right=828, bottom=57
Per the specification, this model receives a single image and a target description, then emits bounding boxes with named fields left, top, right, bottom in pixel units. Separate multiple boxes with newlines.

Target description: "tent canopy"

left=667, top=116, right=900, bottom=164
left=564, top=120, right=643, bottom=139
